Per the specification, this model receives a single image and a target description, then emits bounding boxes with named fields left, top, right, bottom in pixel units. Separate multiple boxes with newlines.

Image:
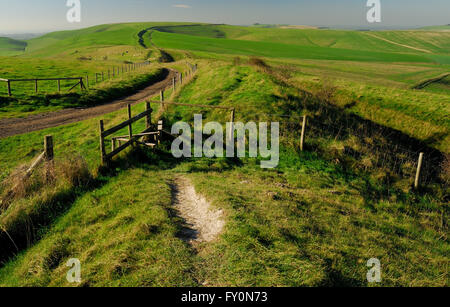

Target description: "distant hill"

left=419, top=25, right=450, bottom=31
left=0, top=37, right=27, bottom=56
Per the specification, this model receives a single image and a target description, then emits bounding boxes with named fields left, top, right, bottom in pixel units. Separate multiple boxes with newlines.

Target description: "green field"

left=147, top=24, right=450, bottom=152
left=151, top=31, right=437, bottom=63
left=0, top=22, right=448, bottom=287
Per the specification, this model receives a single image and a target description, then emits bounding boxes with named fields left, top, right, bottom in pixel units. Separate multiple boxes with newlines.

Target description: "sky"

left=0, top=0, right=449, bottom=34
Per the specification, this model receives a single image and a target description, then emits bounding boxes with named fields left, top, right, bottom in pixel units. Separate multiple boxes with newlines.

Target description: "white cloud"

left=172, top=4, right=192, bottom=9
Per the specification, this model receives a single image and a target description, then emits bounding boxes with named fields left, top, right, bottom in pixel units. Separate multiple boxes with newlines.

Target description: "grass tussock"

left=1, top=155, right=92, bottom=213
left=0, top=154, right=93, bottom=264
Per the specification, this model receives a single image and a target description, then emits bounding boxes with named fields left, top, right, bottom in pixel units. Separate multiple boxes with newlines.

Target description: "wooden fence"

left=1, top=61, right=151, bottom=97
left=97, top=63, right=204, bottom=165
left=0, top=77, right=86, bottom=97
left=99, top=103, right=161, bottom=164
left=87, top=61, right=150, bottom=89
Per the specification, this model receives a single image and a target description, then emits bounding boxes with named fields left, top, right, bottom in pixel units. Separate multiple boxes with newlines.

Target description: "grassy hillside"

left=0, top=62, right=447, bottom=286
left=155, top=25, right=450, bottom=55
left=23, top=22, right=198, bottom=57
left=151, top=31, right=436, bottom=64
left=0, top=22, right=192, bottom=118
left=0, top=167, right=198, bottom=287
left=0, top=22, right=448, bottom=287
left=149, top=24, right=449, bottom=152
left=0, top=37, right=27, bottom=56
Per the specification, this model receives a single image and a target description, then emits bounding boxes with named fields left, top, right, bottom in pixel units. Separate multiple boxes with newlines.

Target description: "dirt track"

left=170, top=176, right=224, bottom=244
left=0, top=69, right=177, bottom=139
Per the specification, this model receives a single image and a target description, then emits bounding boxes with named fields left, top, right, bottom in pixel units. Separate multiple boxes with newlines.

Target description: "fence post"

left=44, top=135, right=54, bottom=161
left=146, top=102, right=152, bottom=129
left=228, top=108, right=235, bottom=145
left=160, top=90, right=165, bottom=111
left=86, top=75, right=89, bottom=88
left=101, top=72, right=104, bottom=81
left=96, top=74, right=99, bottom=83
left=300, top=115, right=307, bottom=151
left=414, top=152, right=424, bottom=189
left=7, top=80, right=11, bottom=96
left=79, top=78, right=83, bottom=91
left=127, top=104, right=133, bottom=142
left=112, top=139, right=116, bottom=152
left=57, top=80, right=61, bottom=92
left=35, top=79, right=38, bottom=93
left=157, top=120, right=163, bottom=145
left=99, top=120, right=106, bottom=164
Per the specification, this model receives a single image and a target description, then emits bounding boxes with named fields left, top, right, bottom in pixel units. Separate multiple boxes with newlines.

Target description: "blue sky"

left=0, top=0, right=449, bottom=33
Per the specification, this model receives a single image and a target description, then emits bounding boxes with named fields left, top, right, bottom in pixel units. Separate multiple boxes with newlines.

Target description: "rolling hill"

left=153, top=24, right=450, bottom=56
left=0, top=37, right=27, bottom=56
left=0, top=22, right=448, bottom=287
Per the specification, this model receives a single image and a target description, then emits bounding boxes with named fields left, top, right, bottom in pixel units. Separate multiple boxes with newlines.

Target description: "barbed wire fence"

left=232, top=108, right=447, bottom=191
left=157, top=96, right=447, bottom=190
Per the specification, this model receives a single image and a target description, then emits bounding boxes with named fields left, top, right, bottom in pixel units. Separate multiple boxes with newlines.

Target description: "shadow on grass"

left=0, top=145, right=173, bottom=266
left=0, top=178, right=104, bottom=265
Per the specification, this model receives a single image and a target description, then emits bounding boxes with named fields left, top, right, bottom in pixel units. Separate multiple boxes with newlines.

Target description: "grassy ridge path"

left=0, top=69, right=177, bottom=138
